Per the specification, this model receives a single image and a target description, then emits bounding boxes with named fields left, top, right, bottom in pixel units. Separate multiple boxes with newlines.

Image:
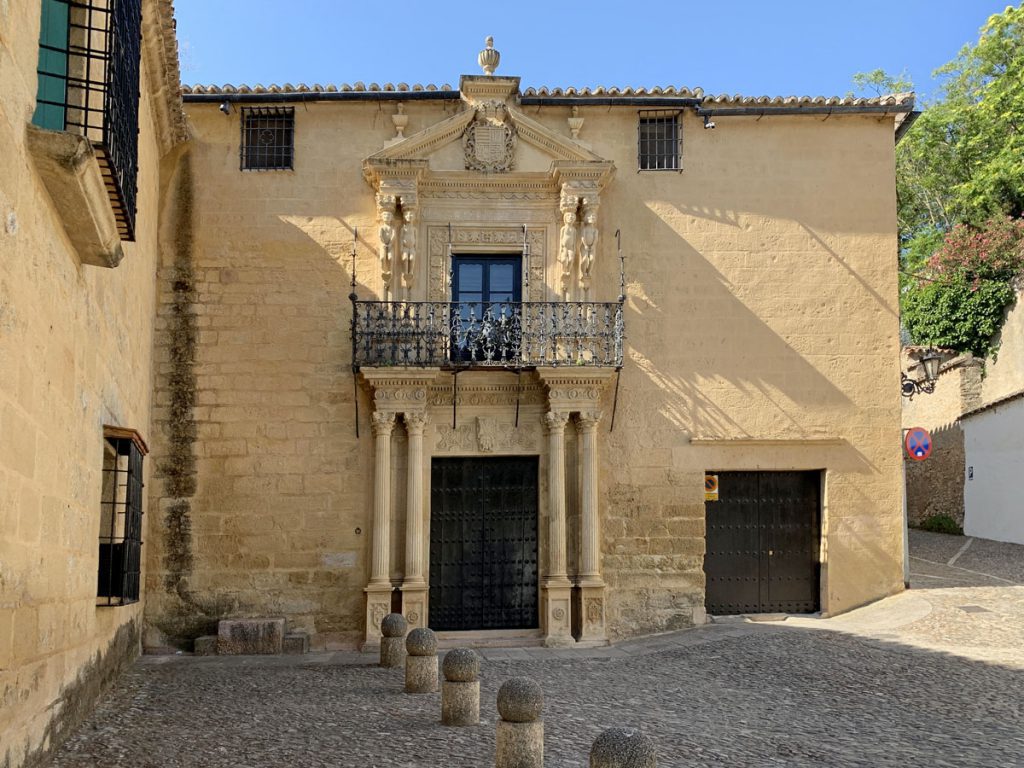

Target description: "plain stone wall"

left=0, top=1, right=178, bottom=765
left=979, top=290, right=1024, bottom=404
left=145, top=90, right=907, bottom=646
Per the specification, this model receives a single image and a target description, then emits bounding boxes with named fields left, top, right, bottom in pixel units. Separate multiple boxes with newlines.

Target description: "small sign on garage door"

left=705, top=473, right=719, bottom=501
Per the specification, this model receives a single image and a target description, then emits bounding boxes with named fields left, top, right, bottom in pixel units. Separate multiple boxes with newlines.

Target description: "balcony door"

left=451, top=255, right=522, bottom=363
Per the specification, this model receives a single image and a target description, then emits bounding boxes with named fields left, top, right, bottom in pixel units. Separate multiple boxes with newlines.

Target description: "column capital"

left=404, top=411, right=429, bottom=436
left=544, top=411, right=570, bottom=433
left=371, top=411, right=397, bottom=436
left=576, top=410, right=603, bottom=432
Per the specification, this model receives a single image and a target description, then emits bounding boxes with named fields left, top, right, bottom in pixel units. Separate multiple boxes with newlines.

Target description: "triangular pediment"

left=367, top=104, right=604, bottom=166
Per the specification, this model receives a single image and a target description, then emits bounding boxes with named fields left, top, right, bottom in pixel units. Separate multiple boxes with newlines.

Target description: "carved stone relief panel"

left=433, top=416, right=541, bottom=454
left=427, top=225, right=546, bottom=302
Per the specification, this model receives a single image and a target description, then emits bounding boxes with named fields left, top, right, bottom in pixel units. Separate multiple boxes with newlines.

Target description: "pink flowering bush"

left=927, top=216, right=1024, bottom=284
left=903, top=216, right=1024, bottom=358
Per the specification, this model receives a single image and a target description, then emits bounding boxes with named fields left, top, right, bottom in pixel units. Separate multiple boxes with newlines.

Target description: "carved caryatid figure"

left=400, top=208, right=417, bottom=296
left=558, top=210, right=578, bottom=301
left=580, top=206, right=598, bottom=297
left=378, top=199, right=396, bottom=298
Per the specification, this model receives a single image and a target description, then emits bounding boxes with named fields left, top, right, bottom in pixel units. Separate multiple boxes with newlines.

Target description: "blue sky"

left=176, top=1, right=1012, bottom=102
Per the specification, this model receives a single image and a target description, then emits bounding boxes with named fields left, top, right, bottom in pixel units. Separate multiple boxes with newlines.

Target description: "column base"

left=363, top=583, right=394, bottom=648
left=541, top=580, right=574, bottom=647
left=401, top=582, right=428, bottom=629
left=576, top=580, right=607, bottom=646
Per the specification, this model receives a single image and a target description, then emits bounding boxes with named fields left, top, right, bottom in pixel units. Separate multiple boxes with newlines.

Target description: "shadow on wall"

left=618, top=203, right=863, bottom=444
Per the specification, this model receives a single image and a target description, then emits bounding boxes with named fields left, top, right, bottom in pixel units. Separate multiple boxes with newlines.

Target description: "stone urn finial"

left=479, top=36, right=500, bottom=76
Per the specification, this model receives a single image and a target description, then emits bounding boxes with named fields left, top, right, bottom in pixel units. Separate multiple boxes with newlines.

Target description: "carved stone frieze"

left=427, top=381, right=546, bottom=407
left=374, top=387, right=429, bottom=405
left=435, top=416, right=539, bottom=453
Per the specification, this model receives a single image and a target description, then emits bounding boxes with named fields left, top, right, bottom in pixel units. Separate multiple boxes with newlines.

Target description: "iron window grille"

left=241, top=107, right=295, bottom=171
left=32, top=0, right=143, bottom=241
left=638, top=110, right=682, bottom=171
left=97, top=428, right=146, bottom=607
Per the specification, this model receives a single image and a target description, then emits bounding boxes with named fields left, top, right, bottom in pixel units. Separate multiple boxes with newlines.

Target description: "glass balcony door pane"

left=451, top=255, right=521, bottom=363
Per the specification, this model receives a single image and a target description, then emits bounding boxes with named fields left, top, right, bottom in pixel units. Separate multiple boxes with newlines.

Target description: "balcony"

left=352, top=300, right=624, bottom=369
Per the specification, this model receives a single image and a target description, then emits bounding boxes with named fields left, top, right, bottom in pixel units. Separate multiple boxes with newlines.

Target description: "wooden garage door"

left=704, top=471, right=821, bottom=615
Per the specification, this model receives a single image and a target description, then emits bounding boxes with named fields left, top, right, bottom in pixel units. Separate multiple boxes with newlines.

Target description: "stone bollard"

left=441, top=648, right=480, bottom=726
left=495, top=677, right=544, bottom=768
left=589, top=728, right=657, bottom=768
left=380, top=613, right=407, bottom=668
left=404, top=627, right=438, bottom=693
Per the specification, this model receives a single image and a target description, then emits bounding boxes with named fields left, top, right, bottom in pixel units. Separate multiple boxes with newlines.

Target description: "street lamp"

left=901, top=349, right=942, bottom=398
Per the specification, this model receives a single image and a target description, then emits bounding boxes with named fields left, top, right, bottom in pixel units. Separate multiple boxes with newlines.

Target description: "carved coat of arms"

left=463, top=102, right=516, bottom=172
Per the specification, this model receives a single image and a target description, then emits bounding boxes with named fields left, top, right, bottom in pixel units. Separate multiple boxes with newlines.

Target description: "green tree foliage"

left=880, top=5, right=1024, bottom=357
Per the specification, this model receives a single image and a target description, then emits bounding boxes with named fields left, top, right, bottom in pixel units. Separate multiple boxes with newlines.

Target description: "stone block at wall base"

left=283, top=632, right=310, bottom=655
left=194, top=635, right=218, bottom=656
left=217, top=618, right=285, bottom=655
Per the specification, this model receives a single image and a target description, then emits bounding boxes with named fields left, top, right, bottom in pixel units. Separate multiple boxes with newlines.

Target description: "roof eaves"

left=960, top=388, right=1024, bottom=420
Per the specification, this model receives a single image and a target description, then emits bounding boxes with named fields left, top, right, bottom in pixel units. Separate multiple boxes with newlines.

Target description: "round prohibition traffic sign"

left=904, top=427, right=932, bottom=461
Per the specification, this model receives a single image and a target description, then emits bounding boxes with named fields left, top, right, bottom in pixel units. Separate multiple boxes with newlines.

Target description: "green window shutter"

left=32, top=0, right=70, bottom=130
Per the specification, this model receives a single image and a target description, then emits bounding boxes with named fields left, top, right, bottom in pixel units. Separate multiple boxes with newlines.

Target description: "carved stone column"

left=536, top=367, right=615, bottom=646
left=365, top=410, right=396, bottom=645
left=576, top=409, right=606, bottom=645
left=401, top=411, right=428, bottom=628
left=542, top=410, right=573, bottom=647
left=359, top=368, right=439, bottom=642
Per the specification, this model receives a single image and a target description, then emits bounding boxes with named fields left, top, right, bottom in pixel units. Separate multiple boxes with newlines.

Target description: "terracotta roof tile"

left=179, top=82, right=914, bottom=110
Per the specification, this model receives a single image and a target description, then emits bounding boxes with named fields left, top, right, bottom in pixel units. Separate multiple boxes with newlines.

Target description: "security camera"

left=703, top=115, right=716, bottom=129
left=219, top=101, right=232, bottom=115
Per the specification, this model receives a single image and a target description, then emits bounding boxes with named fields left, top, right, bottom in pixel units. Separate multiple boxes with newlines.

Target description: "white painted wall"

left=963, top=398, right=1024, bottom=545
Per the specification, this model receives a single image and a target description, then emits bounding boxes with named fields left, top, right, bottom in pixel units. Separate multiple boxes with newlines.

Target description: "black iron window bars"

left=638, top=110, right=682, bottom=171
left=97, top=428, right=145, bottom=606
left=33, top=0, right=142, bottom=240
left=241, top=107, right=295, bottom=170
left=352, top=300, right=624, bottom=369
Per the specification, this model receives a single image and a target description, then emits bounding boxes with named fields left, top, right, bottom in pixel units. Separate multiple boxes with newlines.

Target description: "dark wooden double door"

left=429, top=457, right=539, bottom=631
left=704, top=471, right=821, bottom=615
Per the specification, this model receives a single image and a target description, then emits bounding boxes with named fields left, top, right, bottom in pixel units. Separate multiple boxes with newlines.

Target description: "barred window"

left=241, top=107, right=295, bottom=170
left=32, top=0, right=143, bottom=240
left=638, top=111, right=682, bottom=171
left=97, top=427, right=146, bottom=606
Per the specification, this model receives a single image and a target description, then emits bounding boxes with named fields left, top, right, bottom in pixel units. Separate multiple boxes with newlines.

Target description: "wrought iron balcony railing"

left=352, top=301, right=624, bottom=369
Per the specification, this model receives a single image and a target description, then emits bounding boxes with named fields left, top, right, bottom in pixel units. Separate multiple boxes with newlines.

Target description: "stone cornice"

left=141, top=0, right=187, bottom=155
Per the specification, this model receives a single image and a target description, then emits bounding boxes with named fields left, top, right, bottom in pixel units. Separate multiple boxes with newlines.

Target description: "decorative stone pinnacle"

left=478, top=36, right=500, bottom=76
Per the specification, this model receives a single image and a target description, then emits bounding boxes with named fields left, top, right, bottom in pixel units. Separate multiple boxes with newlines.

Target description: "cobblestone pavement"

left=49, top=531, right=1024, bottom=768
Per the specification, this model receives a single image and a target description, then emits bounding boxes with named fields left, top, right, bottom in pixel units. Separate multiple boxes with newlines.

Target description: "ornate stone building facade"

left=3, top=16, right=913, bottom=764
left=146, top=40, right=913, bottom=651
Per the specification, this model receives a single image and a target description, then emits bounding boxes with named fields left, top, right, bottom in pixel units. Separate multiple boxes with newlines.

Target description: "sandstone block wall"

left=0, top=2, right=179, bottom=765
left=146, top=96, right=906, bottom=644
